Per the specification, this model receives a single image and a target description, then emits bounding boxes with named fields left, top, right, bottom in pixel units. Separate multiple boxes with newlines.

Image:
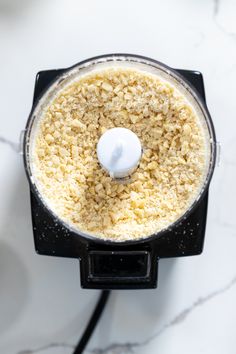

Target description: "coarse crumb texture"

left=33, top=68, right=207, bottom=241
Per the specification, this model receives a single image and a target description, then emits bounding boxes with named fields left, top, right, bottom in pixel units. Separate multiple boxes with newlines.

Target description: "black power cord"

left=73, top=290, right=111, bottom=354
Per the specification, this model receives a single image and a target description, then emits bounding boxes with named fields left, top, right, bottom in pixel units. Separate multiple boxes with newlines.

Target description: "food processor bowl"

left=23, top=54, right=216, bottom=289
left=24, top=54, right=216, bottom=244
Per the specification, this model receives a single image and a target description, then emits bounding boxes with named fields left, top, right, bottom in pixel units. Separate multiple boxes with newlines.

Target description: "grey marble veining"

left=16, top=274, right=236, bottom=354
left=212, top=0, right=236, bottom=40
left=0, top=0, right=236, bottom=353
left=0, top=135, right=20, bottom=153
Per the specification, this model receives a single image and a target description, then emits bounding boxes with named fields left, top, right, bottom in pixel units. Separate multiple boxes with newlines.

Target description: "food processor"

left=23, top=54, right=216, bottom=290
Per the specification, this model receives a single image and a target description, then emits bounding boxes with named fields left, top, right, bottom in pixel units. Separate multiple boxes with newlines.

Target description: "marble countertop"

left=1, top=0, right=236, bottom=353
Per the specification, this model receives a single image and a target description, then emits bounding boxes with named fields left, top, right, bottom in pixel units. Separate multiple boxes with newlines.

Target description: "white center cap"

left=97, top=127, right=142, bottom=179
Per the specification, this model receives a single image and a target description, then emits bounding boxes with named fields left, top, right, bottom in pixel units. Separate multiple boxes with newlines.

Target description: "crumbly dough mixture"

left=33, top=68, right=207, bottom=241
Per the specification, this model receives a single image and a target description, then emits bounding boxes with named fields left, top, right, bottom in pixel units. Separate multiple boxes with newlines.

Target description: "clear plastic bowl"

left=23, top=54, right=216, bottom=243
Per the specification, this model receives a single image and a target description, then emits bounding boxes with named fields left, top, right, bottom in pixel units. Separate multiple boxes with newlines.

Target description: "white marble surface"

left=0, top=0, right=236, bottom=353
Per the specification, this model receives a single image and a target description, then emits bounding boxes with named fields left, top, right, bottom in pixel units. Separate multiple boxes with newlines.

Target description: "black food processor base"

left=30, top=68, right=209, bottom=290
